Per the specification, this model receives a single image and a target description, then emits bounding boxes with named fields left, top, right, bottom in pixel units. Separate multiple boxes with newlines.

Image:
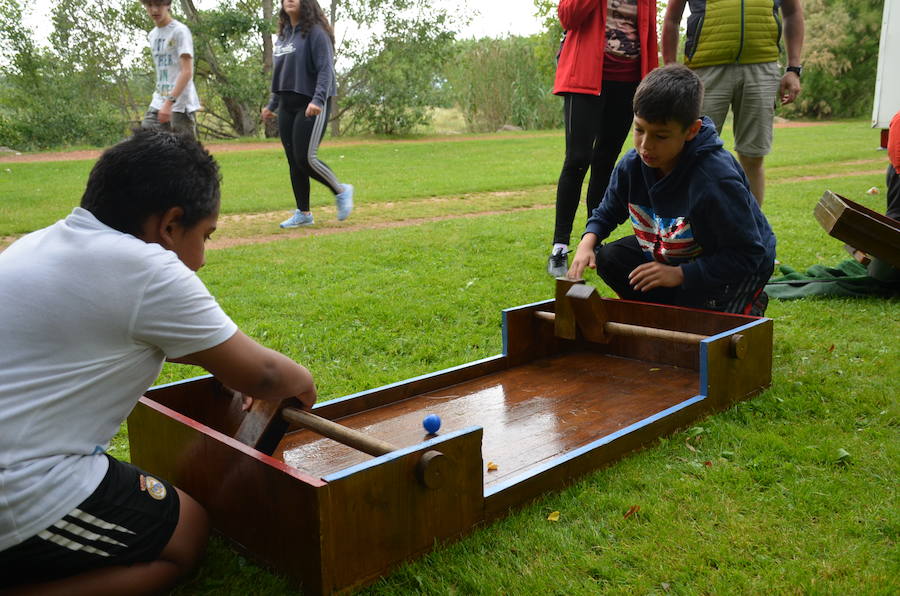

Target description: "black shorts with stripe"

left=0, top=454, right=180, bottom=587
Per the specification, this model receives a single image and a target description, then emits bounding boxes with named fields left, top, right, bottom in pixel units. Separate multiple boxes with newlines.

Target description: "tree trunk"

left=328, top=0, right=341, bottom=137
left=261, top=0, right=279, bottom=137
left=179, top=0, right=258, bottom=137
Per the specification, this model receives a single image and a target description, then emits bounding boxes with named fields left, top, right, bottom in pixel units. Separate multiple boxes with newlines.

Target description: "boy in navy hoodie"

left=567, top=64, right=776, bottom=315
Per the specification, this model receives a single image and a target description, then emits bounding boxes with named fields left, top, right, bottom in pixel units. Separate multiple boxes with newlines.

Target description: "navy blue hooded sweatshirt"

left=584, top=117, right=776, bottom=291
left=266, top=23, right=336, bottom=111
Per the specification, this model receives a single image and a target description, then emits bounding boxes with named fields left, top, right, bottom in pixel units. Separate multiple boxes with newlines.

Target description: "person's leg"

left=886, top=164, right=900, bottom=220
left=140, top=108, right=162, bottom=132
left=8, top=488, right=207, bottom=596
left=291, top=98, right=343, bottom=195
left=277, top=97, right=312, bottom=213
left=594, top=236, right=680, bottom=304
left=694, top=64, right=734, bottom=136
left=584, top=81, right=640, bottom=216
left=170, top=111, right=197, bottom=141
left=2, top=457, right=209, bottom=596
left=731, top=62, right=780, bottom=206
left=553, top=93, right=604, bottom=247
left=737, top=154, right=766, bottom=205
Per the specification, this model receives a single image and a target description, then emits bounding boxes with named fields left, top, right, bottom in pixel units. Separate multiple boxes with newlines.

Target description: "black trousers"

left=595, top=236, right=771, bottom=315
left=553, top=83, right=639, bottom=246
left=277, top=92, right=342, bottom=211
left=868, top=164, right=900, bottom=280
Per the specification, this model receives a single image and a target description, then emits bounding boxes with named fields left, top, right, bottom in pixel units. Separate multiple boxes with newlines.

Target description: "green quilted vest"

left=684, top=0, right=782, bottom=67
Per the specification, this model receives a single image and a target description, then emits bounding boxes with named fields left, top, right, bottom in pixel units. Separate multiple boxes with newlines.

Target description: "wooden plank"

left=128, top=397, right=330, bottom=594
left=322, top=428, right=484, bottom=593
left=814, top=190, right=900, bottom=268
left=275, top=352, right=698, bottom=488
left=314, top=356, right=509, bottom=420
left=553, top=278, right=584, bottom=339
left=701, top=317, right=773, bottom=408
left=483, top=394, right=711, bottom=520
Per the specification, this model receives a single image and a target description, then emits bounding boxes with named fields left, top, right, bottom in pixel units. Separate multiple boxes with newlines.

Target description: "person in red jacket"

left=887, top=109, right=900, bottom=221
left=547, top=0, right=659, bottom=277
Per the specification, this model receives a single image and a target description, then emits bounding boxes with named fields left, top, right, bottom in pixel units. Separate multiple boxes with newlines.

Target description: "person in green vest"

left=662, top=0, right=804, bottom=207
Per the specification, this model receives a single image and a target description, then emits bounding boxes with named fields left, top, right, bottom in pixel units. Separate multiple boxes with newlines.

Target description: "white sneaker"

left=335, top=184, right=354, bottom=221
left=280, top=210, right=314, bottom=228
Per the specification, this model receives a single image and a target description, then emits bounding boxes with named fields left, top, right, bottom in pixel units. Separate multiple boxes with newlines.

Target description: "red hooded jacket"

left=553, top=0, right=659, bottom=96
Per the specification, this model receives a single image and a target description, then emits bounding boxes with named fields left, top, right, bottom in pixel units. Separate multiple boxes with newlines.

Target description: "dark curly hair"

left=80, top=130, right=221, bottom=237
left=277, top=0, right=335, bottom=45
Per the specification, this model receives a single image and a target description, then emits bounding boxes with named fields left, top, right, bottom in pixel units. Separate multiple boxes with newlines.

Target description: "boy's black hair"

left=633, top=64, right=704, bottom=130
left=140, top=0, right=173, bottom=6
left=81, top=130, right=221, bottom=237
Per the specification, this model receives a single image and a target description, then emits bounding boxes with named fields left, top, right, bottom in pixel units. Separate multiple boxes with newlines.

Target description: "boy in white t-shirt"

left=140, top=0, right=201, bottom=139
left=0, top=131, right=317, bottom=593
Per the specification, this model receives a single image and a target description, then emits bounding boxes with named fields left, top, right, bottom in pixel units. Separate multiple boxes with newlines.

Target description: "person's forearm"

left=242, top=350, right=315, bottom=402
left=168, top=57, right=193, bottom=102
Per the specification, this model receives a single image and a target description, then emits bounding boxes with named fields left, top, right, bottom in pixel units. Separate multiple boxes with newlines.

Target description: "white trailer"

left=873, top=0, right=900, bottom=144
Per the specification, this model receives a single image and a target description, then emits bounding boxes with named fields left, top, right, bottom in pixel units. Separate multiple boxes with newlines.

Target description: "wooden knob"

left=729, top=334, right=747, bottom=359
left=416, top=450, right=446, bottom=489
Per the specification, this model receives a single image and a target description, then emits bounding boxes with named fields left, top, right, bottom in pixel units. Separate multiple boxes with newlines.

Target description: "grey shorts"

left=694, top=62, right=781, bottom=158
left=141, top=108, right=197, bottom=140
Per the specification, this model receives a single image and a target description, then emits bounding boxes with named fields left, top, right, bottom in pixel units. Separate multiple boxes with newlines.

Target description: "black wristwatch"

left=786, top=65, right=802, bottom=79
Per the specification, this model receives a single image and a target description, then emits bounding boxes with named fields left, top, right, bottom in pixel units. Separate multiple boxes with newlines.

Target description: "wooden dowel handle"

left=605, top=321, right=708, bottom=344
left=534, top=310, right=708, bottom=345
left=282, top=407, right=398, bottom=456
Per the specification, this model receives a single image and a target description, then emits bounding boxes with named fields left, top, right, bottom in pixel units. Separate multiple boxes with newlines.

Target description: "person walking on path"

left=661, top=0, right=805, bottom=207
left=140, top=0, right=201, bottom=139
left=547, top=0, right=659, bottom=277
left=262, top=0, right=353, bottom=229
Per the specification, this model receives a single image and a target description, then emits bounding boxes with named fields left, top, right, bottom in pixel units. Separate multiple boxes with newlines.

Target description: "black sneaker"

left=547, top=249, right=569, bottom=278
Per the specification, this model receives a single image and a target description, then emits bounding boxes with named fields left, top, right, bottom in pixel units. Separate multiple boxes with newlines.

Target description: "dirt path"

left=0, top=131, right=560, bottom=164
left=0, top=120, right=830, bottom=164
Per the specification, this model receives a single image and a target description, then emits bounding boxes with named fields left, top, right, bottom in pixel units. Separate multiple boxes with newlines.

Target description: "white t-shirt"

left=148, top=19, right=201, bottom=113
left=0, top=208, right=236, bottom=550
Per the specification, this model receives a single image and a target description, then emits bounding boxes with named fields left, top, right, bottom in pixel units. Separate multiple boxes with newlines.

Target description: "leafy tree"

left=0, top=0, right=137, bottom=149
left=328, top=0, right=461, bottom=135
left=447, top=35, right=561, bottom=133
left=784, top=0, right=882, bottom=119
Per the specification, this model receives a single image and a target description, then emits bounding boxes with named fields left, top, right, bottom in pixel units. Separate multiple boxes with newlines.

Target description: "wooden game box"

left=128, top=280, right=773, bottom=594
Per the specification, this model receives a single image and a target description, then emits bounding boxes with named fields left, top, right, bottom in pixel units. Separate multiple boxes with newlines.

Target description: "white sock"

left=552, top=243, right=568, bottom=255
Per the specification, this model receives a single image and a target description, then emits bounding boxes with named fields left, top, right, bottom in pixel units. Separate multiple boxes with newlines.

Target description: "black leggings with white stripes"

left=277, top=92, right=343, bottom=211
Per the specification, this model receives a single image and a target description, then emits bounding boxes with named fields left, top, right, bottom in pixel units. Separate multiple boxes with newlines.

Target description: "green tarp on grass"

left=766, top=260, right=900, bottom=299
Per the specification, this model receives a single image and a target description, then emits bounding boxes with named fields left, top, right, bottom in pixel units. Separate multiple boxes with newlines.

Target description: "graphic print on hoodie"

left=629, top=204, right=703, bottom=264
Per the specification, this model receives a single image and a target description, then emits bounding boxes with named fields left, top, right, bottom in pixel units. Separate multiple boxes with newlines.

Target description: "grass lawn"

left=3, top=120, right=898, bottom=594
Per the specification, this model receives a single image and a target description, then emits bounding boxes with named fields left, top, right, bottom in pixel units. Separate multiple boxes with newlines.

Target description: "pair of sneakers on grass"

left=280, top=183, right=354, bottom=228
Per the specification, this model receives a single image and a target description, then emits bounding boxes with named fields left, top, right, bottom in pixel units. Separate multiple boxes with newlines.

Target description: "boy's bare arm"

left=661, top=0, right=687, bottom=64
left=172, top=330, right=317, bottom=409
left=158, top=54, right=194, bottom=123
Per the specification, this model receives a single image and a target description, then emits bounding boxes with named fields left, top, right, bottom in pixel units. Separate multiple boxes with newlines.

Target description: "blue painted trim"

left=316, top=357, right=505, bottom=410
left=149, top=373, right=213, bottom=390
left=484, top=394, right=707, bottom=497
left=698, top=318, right=768, bottom=396
left=323, top=426, right=483, bottom=482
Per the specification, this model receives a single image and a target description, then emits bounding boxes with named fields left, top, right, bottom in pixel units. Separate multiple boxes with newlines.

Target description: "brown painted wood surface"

left=128, top=397, right=330, bottom=594
left=130, top=291, right=772, bottom=594
left=275, top=351, right=698, bottom=490
left=814, top=190, right=900, bottom=268
left=323, top=429, right=484, bottom=591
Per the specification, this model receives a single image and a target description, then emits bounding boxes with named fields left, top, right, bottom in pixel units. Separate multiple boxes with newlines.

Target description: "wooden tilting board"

left=814, top=190, right=900, bottom=268
left=129, top=281, right=773, bottom=594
